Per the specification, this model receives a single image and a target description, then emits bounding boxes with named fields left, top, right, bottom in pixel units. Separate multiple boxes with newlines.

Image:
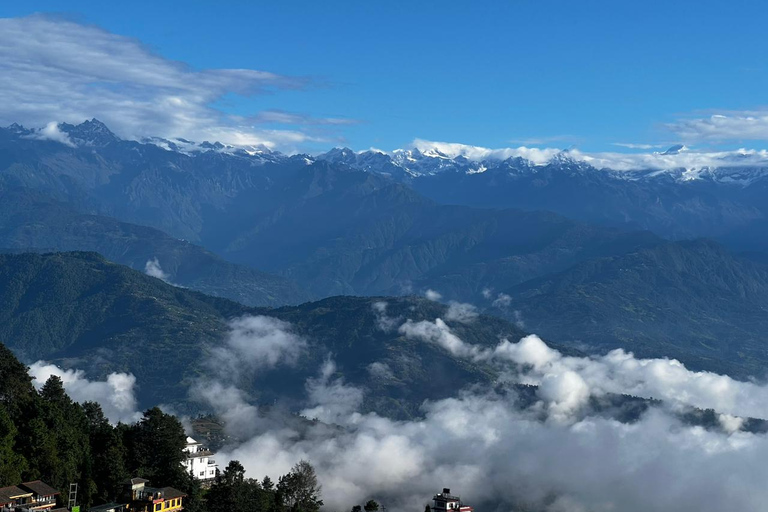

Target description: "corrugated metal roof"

left=20, top=481, right=59, bottom=497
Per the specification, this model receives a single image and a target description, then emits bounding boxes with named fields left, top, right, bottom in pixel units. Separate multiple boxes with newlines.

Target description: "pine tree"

left=0, top=406, right=26, bottom=485
left=276, top=461, right=323, bottom=512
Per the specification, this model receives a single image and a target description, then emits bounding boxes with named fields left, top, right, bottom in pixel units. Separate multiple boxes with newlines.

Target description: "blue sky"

left=1, top=0, right=768, bottom=152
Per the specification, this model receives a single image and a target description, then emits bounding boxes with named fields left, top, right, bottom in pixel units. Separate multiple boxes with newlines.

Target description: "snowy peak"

left=6, top=122, right=31, bottom=135
left=142, top=135, right=283, bottom=162
left=660, top=144, right=689, bottom=155
left=59, top=118, right=120, bottom=147
left=4, top=118, right=768, bottom=186
left=316, top=147, right=412, bottom=178
left=317, top=147, right=357, bottom=164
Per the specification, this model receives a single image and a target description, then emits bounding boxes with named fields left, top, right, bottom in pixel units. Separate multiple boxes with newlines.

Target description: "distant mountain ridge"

left=5, top=120, right=768, bottom=246
left=499, top=239, right=768, bottom=378
left=4, top=119, right=768, bottom=365
left=0, top=185, right=311, bottom=307
left=0, top=121, right=663, bottom=300
left=315, top=144, right=768, bottom=242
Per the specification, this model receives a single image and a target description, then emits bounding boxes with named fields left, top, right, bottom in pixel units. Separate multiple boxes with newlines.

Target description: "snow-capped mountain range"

left=315, top=139, right=768, bottom=186
left=8, top=119, right=768, bottom=186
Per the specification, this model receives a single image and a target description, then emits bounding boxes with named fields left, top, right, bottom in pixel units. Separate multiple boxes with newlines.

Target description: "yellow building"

left=120, top=478, right=185, bottom=512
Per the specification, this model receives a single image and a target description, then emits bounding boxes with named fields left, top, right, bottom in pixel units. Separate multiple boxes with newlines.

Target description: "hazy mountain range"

left=3, top=119, right=768, bottom=381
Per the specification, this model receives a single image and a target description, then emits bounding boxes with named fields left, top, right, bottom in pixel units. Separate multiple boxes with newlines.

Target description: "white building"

left=182, top=437, right=218, bottom=481
left=431, top=489, right=473, bottom=512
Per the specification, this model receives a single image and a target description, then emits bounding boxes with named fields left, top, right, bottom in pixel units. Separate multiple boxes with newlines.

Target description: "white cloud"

left=144, top=257, right=170, bottom=282
left=210, top=315, right=307, bottom=381
left=0, top=15, right=347, bottom=151
left=424, top=289, right=442, bottom=301
left=367, top=361, right=395, bottom=381
left=411, top=138, right=562, bottom=165
left=612, top=142, right=666, bottom=149
left=444, top=301, right=478, bottom=323
left=252, top=109, right=359, bottom=126
left=28, top=361, right=140, bottom=424
left=492, top=292, right=512, bottom=308
left=372, top=301, right=401, bottom=332
left=407, top=138, right=768, bottom=172
left=190, top=379, right=264, bottom=438
left=191, top=315, right=308, bottom=437
left=398, top=318, right=487, bottom=361
left=219, top=358, right=768, bottom=512
left=397, top=315, right=768, bottom=420
left=512, top=310, right=526, bottom=329
left=27, top=121, right=75, bottom=146
left=667, top=111, right=768, bottom=144
left=301, top=359, right=364, bottom=424
left=202, top=312, right=768, bottom=512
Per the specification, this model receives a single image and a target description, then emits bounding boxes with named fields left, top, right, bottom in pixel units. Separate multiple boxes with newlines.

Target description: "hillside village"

left=2, top=479, right=472, bottom=512
left=0, top=343, right=471, bottom=512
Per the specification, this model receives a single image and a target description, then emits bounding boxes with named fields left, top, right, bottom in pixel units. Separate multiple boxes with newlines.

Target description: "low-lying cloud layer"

left=205, top=306, right=768, bottom=512
left=28, top=361, right=141, bottom=424
left=191, top=315, right=309, bottom=438
left=210, top=315, right=307, bottom=381
left=400, top=318, right=768, bottom=419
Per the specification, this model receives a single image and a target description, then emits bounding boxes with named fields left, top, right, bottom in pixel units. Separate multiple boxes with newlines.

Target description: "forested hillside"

left=0, top=252, right=528, bottom=417
left=0, top=343, right=324, bottom=512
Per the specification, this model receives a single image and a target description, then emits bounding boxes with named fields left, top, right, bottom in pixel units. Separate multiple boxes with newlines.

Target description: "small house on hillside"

left=121, top=478, right=185, bottom=512
left=182, top=437, right=218, bottom=482
left=18, top=481, right=59, bottom=511
left=0, top=481, right=61, bottom=512
left=430, top=489, right=473, bottom=512
left=0, top=486, right=33, bottom=510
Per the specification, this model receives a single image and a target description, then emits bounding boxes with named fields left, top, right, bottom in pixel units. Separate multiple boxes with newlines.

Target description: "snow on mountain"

left=5, top=120, right=768, bottom=185
left=318, top=140, right=768, bottom=186
left=58, top=118, right=120, bottom=146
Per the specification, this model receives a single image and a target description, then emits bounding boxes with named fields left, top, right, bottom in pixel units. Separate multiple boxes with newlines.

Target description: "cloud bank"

left=408, top=138, right=768, bottom=172
left=201, top=309, right=768, bottom=512
left=668, top=111, right=768, bottom=144
left=28, top=361, right=141, bottom=424
left=209, top=315, right=307, bottom=381
left=191, top=315, right=308, bottom=437
left=0, top=15, right=350, bottom=151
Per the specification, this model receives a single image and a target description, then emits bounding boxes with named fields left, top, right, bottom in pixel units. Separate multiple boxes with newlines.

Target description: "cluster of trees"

left=207, top=460, right=324, bottom=512
left=0, top=343, right=325, bottom=512
left=0, top=343, right=200, bottom=508
left=351, top=500, right=380, bottom=512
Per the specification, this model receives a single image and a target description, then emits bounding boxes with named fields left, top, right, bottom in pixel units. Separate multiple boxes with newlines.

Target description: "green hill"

left=502, top=239, right=768, bottom=378
left=0, top=186, right=312, bottom=307
left=0, top=252, right=528, bottom=418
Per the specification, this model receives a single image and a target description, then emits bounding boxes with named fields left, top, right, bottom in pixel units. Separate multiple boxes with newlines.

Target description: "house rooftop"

left=159, top=488, right=186, bottom=500
left=0, top=486, right=33, bottom=501
left=141, top=487, right=186, bottom=501
left=20, top=481, right=59, bottom=497
left=124, top=478, right=150, bottom=486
